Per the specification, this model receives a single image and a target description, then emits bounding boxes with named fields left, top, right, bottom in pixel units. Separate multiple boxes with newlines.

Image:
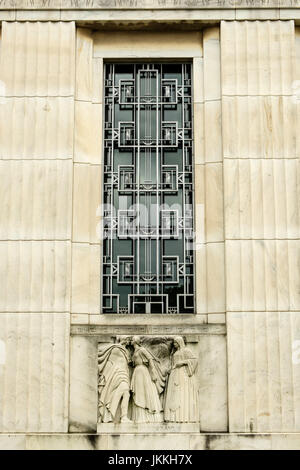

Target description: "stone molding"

left=1, top=1, right=300, bottom=24
left=71, top=323, right=226, bottom=336
left=0, top=0, right=299, bottom=11
left=1, top=432, right=300, bottom=450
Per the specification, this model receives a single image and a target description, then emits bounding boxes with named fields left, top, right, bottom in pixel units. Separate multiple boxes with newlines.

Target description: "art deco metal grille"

left=102, top=63, right=194, bottom=314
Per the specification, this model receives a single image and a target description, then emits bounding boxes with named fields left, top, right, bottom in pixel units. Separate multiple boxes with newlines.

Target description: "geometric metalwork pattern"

left=102, top=63, right=194, bottom=314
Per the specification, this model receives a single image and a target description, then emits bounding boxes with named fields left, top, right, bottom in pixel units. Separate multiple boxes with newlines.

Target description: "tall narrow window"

left=102, top=63, right=194, bottom=314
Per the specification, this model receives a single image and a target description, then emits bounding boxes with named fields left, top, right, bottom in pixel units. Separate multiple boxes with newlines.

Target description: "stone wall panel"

left=71, top=243, right=100, bottom=314
left=221, top=20, right=295, bottom=96
left=0, top=313, right=69, bottom=432
left=74, top=100, right=102, bottom=164
left=0, top=160, right=72, bottom=240
left=225, top=240, right=300, bottom=312
left=224, top=159, right=300, bottom=239
left=0, top=21, right=75, bottom=97
left=0, top=97, right=74, bottom=159
left=222, top=20, right=300, bottom=433
left=222, top=96, right=298, bottom=159
left=227, top=312, right=300, bottom=432
left=0, top=241, right=71, bottom=312
left=72, top=163, right=101, bottom=244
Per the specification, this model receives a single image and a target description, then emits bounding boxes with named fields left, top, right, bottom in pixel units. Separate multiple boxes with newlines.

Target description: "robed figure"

left=98, top=337, right=131, bottom=423
left=130, top=336, right=167, bottom=423
left=164, top=336, right=199, bottom=423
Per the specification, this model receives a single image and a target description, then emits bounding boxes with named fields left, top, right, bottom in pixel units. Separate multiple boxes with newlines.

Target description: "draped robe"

left=164, top=347, right=199, bottom=423
left=131, top=346, right=166, bottom=423
left=98, top=344, right=130, bottom=422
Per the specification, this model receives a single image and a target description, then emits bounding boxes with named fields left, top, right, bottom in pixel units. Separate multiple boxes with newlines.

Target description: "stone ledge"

left=1, top=433, right=300, bottom=450
left=2, top=9, right=300, bottom=26
left=0, top=1, right=284, bottom=11
left=97, top=422, right=200, bottom=433
left=0, top=0, right=300, bottom=12
left=70, top=322, right=226, bottom=336
left=2, top=6, right=300, bottom=23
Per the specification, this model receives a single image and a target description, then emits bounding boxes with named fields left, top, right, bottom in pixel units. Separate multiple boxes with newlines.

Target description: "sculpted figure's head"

left=132, top=336, right=141, bottom=347
left=117, top=336, right=131, bottom=347
left=173, top=336, right=185, bottom=350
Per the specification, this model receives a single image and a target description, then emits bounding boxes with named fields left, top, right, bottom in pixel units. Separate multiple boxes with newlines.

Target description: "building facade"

left=0, top=0, right=300, bottom=450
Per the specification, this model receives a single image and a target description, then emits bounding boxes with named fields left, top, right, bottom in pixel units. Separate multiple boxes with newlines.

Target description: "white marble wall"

left=0, top=313, right=70, bottom=432
left=221, top=20, right=300, bottom=432
left=227, top=312, right=300, bottom=432
left=69, top=335, right=98, bottom=432
left=0, top=21, right=75, bottom=432
left=71, top=28, right=102, bottom=325
left=194, top=27, right=226, bottom=322
left=198, top=334, right=228, bottom=431
left=0, top=18, right=299, bottom=442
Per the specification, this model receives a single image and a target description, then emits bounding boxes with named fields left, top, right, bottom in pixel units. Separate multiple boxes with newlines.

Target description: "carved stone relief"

left=97, top=335, right=199, bottom=424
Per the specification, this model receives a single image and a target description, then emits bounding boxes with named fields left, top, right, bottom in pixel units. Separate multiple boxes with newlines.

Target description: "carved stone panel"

left=97, top=335, right=200, bottom=429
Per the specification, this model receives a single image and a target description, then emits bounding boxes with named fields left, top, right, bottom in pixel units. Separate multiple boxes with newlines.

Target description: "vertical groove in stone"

left=15, top=315, right=27, bottom=431
left=292, top=314, right=300, bottom=429
left=267, top=313, right=281, bottom=430
left=290, top=240, right=300, bottom=309
left=53, top=314, right=60, bottom=429
left=296, top=27, right=300, bottom=165
left=288, top=313, right=296, bottom=430
left=49, top=313, right=54, bottom=432
left=0, top=318, right=3, bottom=430
left=0, top=316, right=4, bottom=430
left=54, top=314, right=69, bottom=431
left=5, top=315, right=15, bottom=430
left=279, top=314, right=291, bottom=429
left=227, top=311, right=245, bottom=431
left=30, top=160, right=37, bottom=244
left=256, top=312, right=269, bottom=431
